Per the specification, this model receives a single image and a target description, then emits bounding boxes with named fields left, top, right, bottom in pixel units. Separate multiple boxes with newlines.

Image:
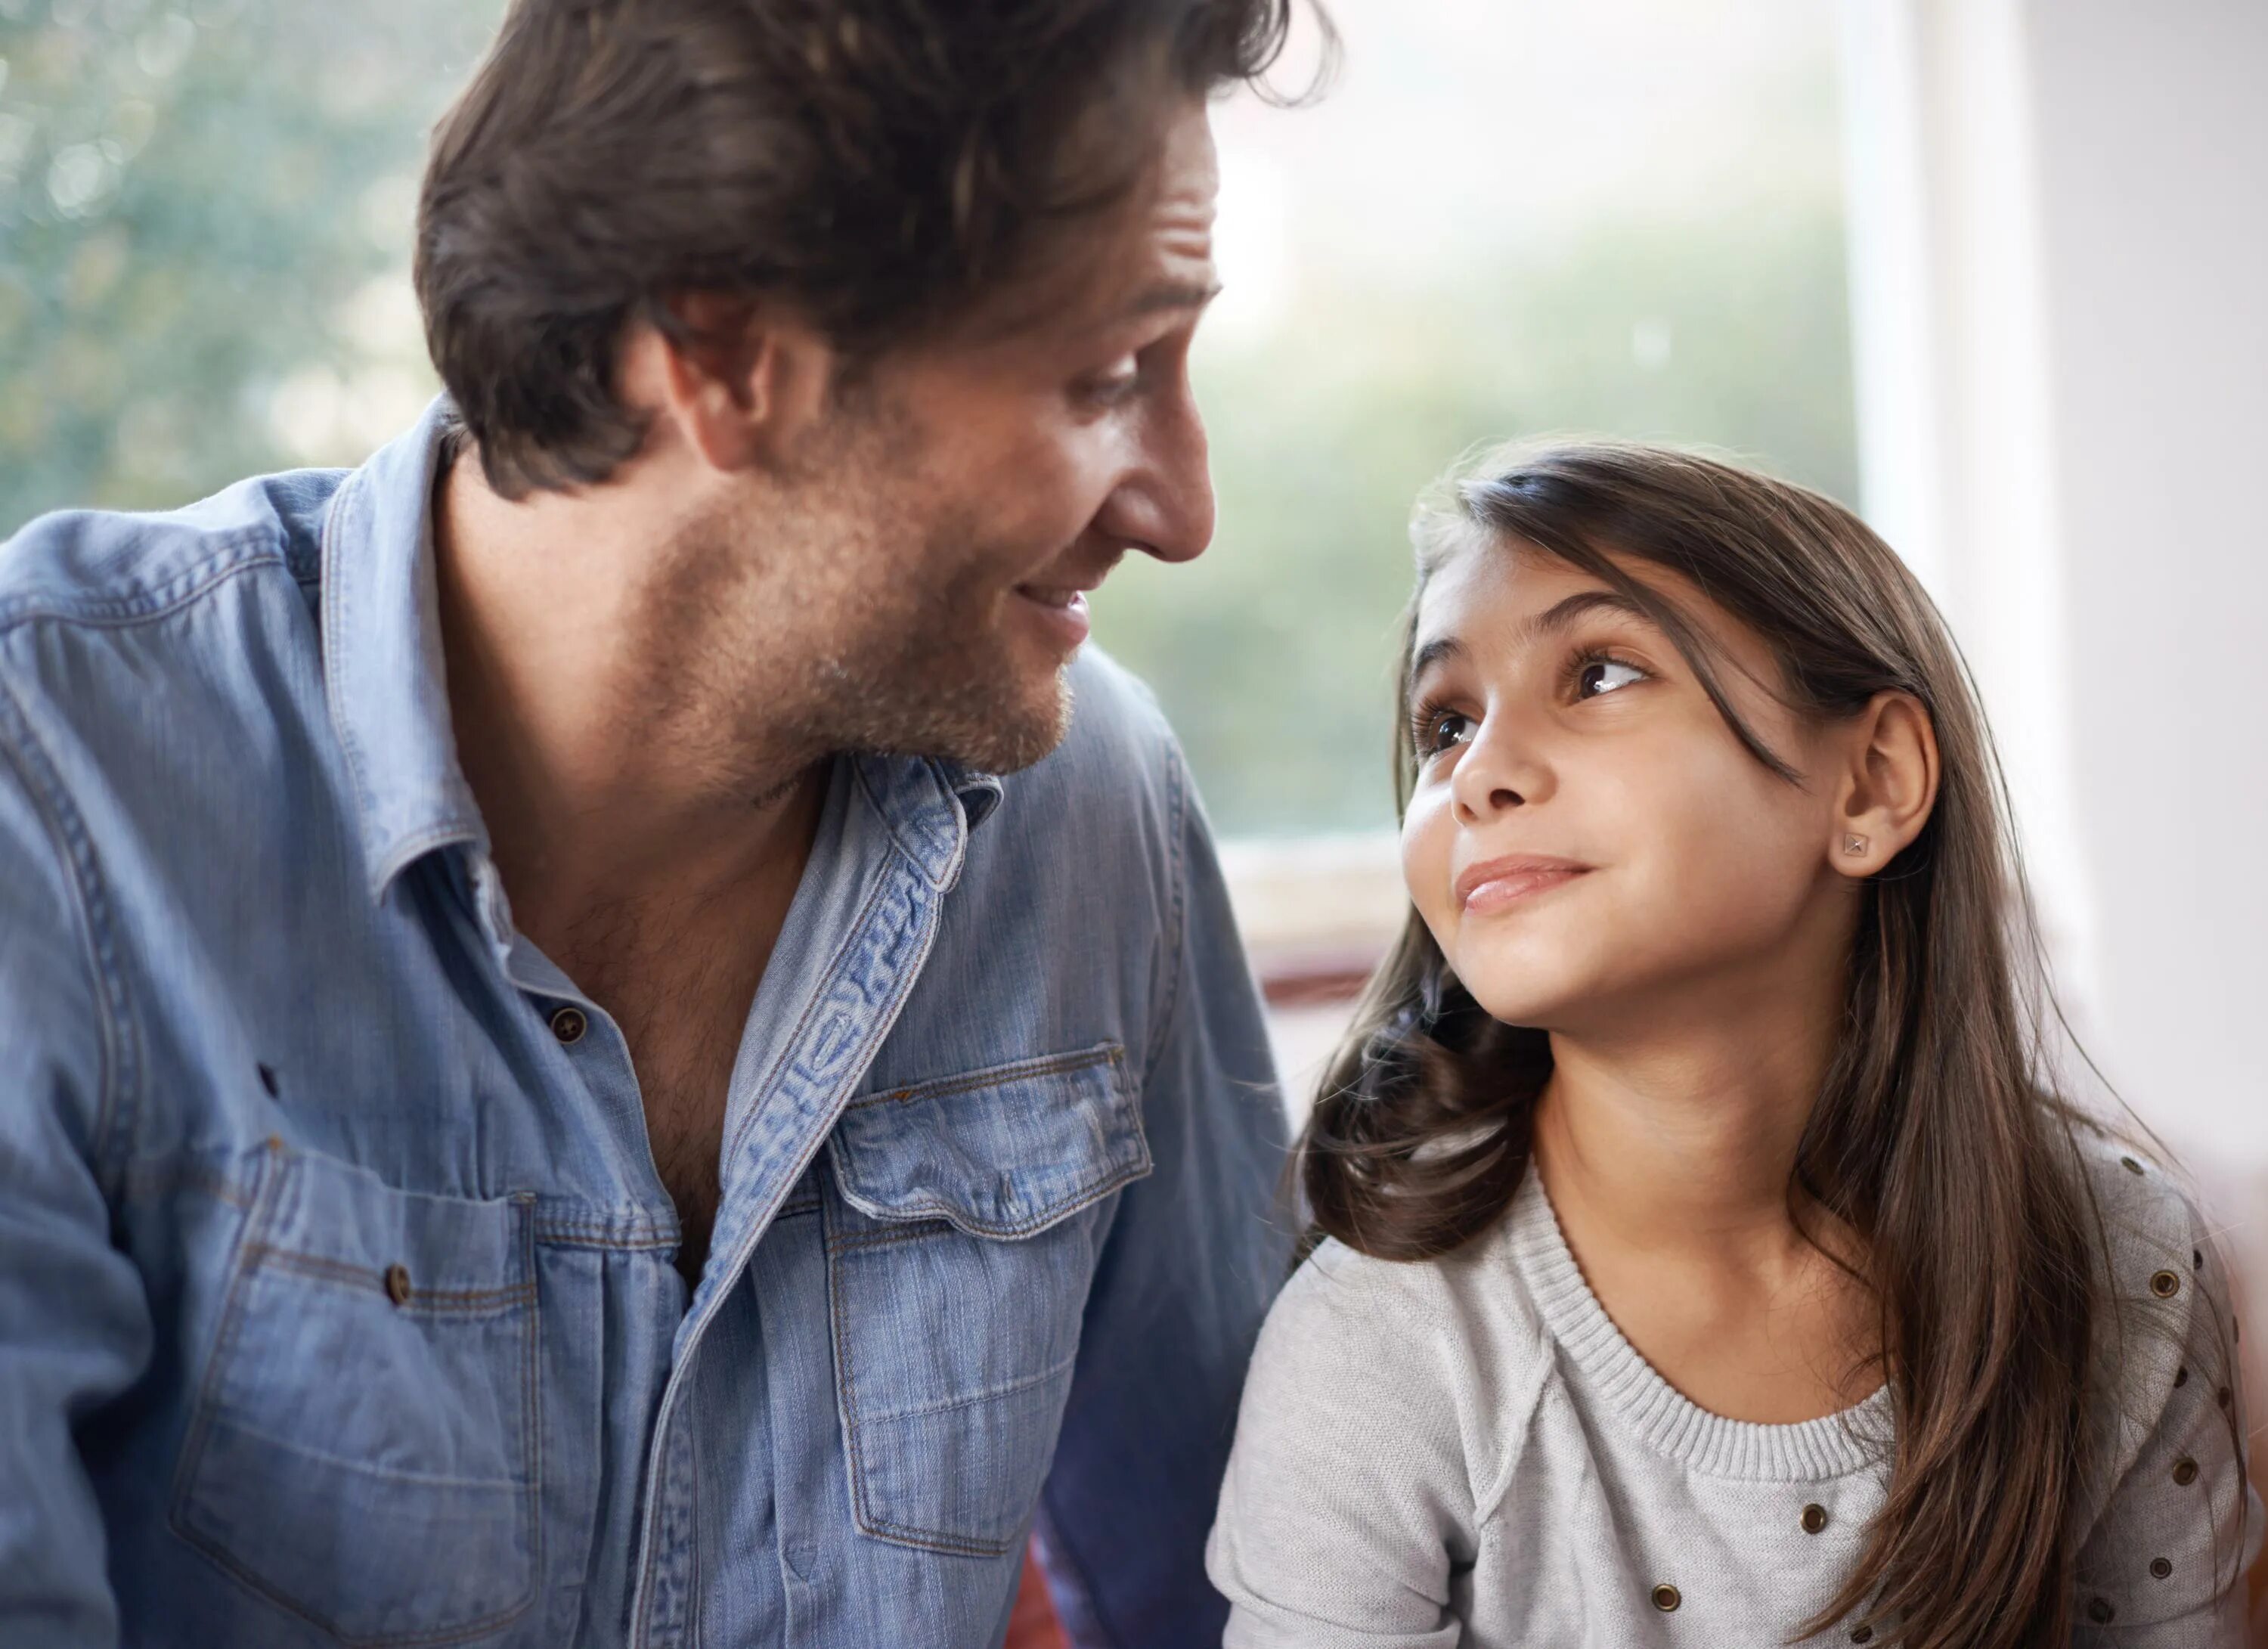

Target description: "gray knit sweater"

left=1207, top=1138, right=2260, bottom=1647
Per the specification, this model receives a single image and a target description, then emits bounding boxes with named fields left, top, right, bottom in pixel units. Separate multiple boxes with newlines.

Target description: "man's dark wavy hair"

left=416, top=0, right=1326, bottom=499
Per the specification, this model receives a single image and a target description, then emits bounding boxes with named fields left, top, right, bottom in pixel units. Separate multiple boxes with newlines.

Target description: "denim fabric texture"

left=0, top=401, right=1290, bottom=1649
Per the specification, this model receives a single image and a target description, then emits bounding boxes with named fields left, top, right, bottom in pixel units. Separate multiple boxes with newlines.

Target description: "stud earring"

left=1842, top=833, right=1870, bottom=857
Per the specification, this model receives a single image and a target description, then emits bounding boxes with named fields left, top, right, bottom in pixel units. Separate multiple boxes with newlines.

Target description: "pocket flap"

left=827, top=1043, right=1148, bottom=1238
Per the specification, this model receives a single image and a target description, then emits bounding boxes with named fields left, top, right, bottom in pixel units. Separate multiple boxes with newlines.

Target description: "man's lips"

left=1011, top=581, right=1095, bottom=649
left=1454, top=854, right=1592, bottom=913
left=1014, top=581, right=1094, bottom=608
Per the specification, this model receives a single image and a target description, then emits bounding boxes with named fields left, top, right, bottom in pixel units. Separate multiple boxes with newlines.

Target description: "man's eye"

left=1576, top=659, right=1647, bottom=698
left=1078, top=360, right=1141, bottom=406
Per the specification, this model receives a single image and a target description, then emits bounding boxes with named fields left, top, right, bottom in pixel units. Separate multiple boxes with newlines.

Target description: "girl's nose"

left=1449, top=718, right=1553, bottom=821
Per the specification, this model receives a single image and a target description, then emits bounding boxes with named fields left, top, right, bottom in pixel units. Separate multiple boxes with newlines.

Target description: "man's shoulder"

left=931, top=649, right=1198, bottom=1000
left=0, top=470, right=352, bottom=918
left=982, top=646, right=1188, bottom=848
left=0, top=468, right=344, bottom=647
left=1051, top=646, right=1181, bottom=789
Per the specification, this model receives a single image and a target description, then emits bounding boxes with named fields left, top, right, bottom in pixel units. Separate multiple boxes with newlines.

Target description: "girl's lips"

left=1455, top=856, right=1591, bottom=913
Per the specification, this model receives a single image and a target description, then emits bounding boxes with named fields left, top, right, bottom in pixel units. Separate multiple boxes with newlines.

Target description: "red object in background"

left=1004, top=1543, right=1068, bottom=1649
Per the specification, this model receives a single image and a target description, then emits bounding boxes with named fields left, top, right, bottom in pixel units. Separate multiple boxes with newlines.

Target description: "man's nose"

left=1098, top=386, right=1215, bottom=564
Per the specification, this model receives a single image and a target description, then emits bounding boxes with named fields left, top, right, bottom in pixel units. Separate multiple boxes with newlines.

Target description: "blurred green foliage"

left=0, top=0, right=1854, bottom=840
left=0, top=0, right=500, bottom=521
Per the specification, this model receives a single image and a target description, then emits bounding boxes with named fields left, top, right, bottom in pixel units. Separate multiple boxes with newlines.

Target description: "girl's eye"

left=1420, top=710, right=1475, bottom=755
left=1576, top=657, right=1647, bottom=699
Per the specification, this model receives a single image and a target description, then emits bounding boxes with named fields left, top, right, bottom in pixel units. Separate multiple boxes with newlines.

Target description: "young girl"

left=1207, top=442, right=2260, bottom=1647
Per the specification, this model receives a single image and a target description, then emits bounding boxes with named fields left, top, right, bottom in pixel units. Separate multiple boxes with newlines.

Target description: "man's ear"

left=1827, top=690, right=1940, bottom=878
left=628, top=291, right=835, bottom=475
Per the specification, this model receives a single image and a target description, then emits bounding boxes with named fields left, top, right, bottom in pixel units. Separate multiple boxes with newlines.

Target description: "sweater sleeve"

left=2071, top=1162, right=2260, bottom=1647
left=1205, top=1241, right=1492, bottom=1649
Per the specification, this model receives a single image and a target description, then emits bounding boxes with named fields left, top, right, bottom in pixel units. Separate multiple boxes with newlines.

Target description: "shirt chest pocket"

left=169, top=1145, right=541, bottom=1646
left=823, top=1042, right=1149, bottom=1558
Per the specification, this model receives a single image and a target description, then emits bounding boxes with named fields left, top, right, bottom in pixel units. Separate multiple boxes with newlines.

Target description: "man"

left=0, top=2, right=1320, bottom=1644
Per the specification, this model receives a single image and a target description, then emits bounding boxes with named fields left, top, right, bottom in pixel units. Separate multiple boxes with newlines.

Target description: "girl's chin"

left=1458, top=982, right=1581, bottom=1033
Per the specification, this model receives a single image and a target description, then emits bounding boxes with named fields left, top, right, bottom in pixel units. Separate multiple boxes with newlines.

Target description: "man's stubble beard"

left=644, top=447, right=1077, bottom=809
left=798, top=477, right=1075, bottom=775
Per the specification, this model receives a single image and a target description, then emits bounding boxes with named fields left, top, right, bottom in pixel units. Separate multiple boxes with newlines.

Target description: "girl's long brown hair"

left=1303, top=441, right=2103, bottom=1648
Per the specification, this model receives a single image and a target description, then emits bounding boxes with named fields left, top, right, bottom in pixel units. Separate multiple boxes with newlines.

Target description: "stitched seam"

left=1142, top=742, right=1191, bottom=1089
left=168, top=1142, right=286, bottom=1559
left=176, top=1420, right=529, bottom=1489
left=826, top=1182, right=1111, bottom=1558
left=638, top=865, right=945, bottom=1636
left=834, top=1046, right=1146, bottom=1237
left=828, top=1155, right=1145, bottom=1244
left=519, top=1195, right=544, bottom=1637
left=855, top=1520, right=1015, bottom=1559
left=248, top=1244, right=534, bottom=1310
left=0, top=533, right=286, bottom=635
left=854, top=758, right=956, bottom=891
left=167, top=1162, right=541, bottom=1647
left=0, top=671, right=139, bottom=1194
left=846, top=1043, right=1123, bottom=1110
left=531, top=1223, right=679, bottom=1251
left=826, top=1223, right=956, bottom=1254
left=720, top=866, right=893, bottom=1167
left=829, top=1193, right=1019, bottom=1558
left=853, top=1351, right=1078, bottom=1424
left=319, top=470, right=382, bottom=864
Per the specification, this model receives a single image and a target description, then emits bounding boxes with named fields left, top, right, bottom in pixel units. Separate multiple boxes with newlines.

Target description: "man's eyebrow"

left=1405, top=589, right=1656, bottom=691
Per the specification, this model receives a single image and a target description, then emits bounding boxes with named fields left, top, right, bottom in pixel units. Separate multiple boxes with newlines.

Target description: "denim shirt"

left=0, top=403, right=1290, bottom=1649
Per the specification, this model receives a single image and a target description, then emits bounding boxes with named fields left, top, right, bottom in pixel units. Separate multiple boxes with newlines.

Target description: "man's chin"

left=848, top=660, right=1074, bottom=777
left=943, top=666, right=1076, bottom=776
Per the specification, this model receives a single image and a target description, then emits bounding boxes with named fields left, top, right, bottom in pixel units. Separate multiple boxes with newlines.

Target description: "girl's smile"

left=1452, top=853, right=1592, bottom=914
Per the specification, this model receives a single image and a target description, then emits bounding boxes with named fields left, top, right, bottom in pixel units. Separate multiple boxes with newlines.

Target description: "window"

left=1091, top=0, right=1858, bottom=843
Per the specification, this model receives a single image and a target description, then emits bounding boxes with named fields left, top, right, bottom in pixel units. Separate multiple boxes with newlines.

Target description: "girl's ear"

left=1830, top=690, right=1939, bottom=878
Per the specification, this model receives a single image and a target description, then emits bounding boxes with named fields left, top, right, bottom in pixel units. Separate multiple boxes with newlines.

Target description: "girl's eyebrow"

left=1407, top=588, right=1655, bottom=692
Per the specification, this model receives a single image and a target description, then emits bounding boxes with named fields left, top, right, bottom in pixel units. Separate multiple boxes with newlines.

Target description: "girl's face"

left=1401, top=538, right=1873, bottom=1037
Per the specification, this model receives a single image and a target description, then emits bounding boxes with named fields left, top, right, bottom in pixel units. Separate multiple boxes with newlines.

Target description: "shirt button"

left=1650, top=1583, right=1680, bottom=1612
left=2173, top=1457, right=2199, bottom=1486
left=383, top=1263, right=413, bottom=1306
left=550, top=1006, right=588, bottom=1045
left=2149, top=1269, right=2181, bottom=1299
left=1801, top=1503, right=1830, bottom=1534
left=2150, top=1557, right=2174, bottom=1580
left=2086, top=1598, right=2115, bottom=1625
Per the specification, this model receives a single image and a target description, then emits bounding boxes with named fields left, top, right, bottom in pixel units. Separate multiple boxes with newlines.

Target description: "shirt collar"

left=323, top=399, right=1009, bottom=907
left=322, top=398, right=488, bottom=904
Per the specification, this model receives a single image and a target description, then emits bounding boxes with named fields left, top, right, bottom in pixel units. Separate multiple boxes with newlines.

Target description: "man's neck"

left=430, top=451, right=825, bottom=935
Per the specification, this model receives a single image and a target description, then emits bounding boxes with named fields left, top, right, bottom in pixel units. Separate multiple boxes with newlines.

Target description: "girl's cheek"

left=1400, top=788, right=1456, bottom=930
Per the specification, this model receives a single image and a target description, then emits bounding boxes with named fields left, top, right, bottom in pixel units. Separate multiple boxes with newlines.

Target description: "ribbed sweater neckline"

left=1504, top=1167, right=1894, bottom=1482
